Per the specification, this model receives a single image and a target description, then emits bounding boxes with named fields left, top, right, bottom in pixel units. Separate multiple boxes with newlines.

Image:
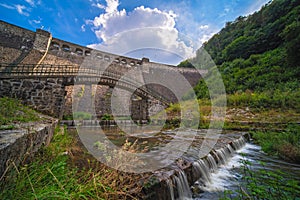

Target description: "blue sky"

left=0, top=0, right=269, bottom=64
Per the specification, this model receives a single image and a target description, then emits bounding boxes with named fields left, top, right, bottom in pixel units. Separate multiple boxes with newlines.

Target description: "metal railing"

left=0, top=63, right=171, bottom=105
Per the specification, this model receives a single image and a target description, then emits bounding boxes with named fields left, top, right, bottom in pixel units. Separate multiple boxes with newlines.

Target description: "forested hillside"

left=180, top=0, right=300, bottom=110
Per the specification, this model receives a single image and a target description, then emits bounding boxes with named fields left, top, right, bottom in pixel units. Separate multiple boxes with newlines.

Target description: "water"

left=194, top=143, right=300, bottom=199
left=72, top=126, right=300, bottom=199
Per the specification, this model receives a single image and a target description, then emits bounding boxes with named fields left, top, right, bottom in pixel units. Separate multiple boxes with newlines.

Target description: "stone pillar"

left=76, top=84, right=94, bottom=115
left=131, top=96, right=149, bottom=123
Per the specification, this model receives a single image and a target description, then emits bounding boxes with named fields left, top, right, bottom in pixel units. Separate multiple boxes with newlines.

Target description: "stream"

left=195, top=142, right=300, bottom=199
left=73, top=125, right=300, bottom=199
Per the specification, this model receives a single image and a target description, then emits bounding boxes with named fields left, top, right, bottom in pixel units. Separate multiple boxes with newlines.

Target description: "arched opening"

left=62, top=44, right=70, bottom=52
left=114, top=58, right=120, bottom=63
left=75, top=48, right=83, bottom=55
left=121, top=59, right=127, bottom=65
left=104, top=55, right=110, bottom=62
left=96, top=53, right=103, bottom=59
left=50, top=42, right=60, bottom=50
left=85, top=50, right=91, bottom=56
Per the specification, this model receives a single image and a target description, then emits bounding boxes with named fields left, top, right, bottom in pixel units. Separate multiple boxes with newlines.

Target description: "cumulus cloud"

left=87, top=0, right=196, bottom=64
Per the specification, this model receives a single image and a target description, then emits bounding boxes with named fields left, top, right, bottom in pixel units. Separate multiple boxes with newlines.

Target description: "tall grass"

left=0, top=97, right=39, bottom=126
left=0, top=126, right=143, bottom=199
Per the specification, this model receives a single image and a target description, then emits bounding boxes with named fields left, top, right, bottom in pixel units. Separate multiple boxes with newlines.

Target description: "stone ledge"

left=0, top=117, right=58, bottom=177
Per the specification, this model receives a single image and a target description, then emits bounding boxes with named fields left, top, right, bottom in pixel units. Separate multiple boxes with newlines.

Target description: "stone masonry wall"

left=0, top=78, right=66, bottom=118
left=0, top=117, right=58, bottom=177
left=0, top=20, right=204, bottom=120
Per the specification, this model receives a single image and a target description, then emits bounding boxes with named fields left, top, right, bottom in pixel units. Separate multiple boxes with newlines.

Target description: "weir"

left=144, top=134, right=248, bottom=200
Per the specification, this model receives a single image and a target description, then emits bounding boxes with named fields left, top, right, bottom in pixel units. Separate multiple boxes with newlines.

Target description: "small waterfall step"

left=164, top=134, right=248, bottom=200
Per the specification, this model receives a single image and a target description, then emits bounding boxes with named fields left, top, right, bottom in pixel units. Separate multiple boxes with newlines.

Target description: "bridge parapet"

left=0, top=20, right=206, bottom=120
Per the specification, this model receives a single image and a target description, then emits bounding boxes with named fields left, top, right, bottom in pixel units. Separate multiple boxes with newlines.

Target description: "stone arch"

left=104, top=55, right=110, bottom=62
left=50, top=41, right=60, bottom=51
left=96, top=53, right=103, bottom=59
left=114, top=58, right=120, bottom=63
left=75, top=48, right=83, bottom=55
left=130, top=61, right=135, bottom=66
left=121, top=59, right=127, bottom=65
left=62, top=44, right=70, bottom=52
left=85, top=50, right=91, bottom=56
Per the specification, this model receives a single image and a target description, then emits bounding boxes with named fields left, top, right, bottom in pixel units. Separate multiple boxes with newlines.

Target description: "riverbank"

left=1, top=97, right=299, bottom=199
left=0, top=97, right=58, bottom=177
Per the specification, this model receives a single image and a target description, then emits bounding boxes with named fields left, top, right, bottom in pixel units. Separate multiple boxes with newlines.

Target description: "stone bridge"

left=0, top=20, right=206, bottom=121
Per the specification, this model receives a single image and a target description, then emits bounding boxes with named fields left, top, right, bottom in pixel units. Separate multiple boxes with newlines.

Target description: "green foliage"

left=226, top=89, right=300, bottom=110
left=222, top=158, right=300, bottom=199
left=0, top=97, right=40, bottom=126
left=204, top=0, right=300, bottom=64
left=188, top=1, right=300, bottom=111
left=177, top=60, right=194, bottom=68
left=251, top=124, right=300, bottom=163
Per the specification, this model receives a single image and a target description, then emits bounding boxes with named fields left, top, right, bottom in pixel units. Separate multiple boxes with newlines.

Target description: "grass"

left=221, top=158, right=300, bottom=200
left=0, top=126, right=147, bottom=200
left=0, top=97, right=40, bottom=127
left=161, top=98, right=299, bottom=130
left=251, top=124, right=300, bottom=163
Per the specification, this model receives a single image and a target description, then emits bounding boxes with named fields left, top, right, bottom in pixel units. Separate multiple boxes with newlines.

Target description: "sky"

left=0, top=0, right=269, bottom=65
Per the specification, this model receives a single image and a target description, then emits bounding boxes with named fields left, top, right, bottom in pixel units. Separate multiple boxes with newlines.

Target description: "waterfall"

left=231, top=136, right=246, bottom=150
left=206, top=153, right=218, bottom=172
left=193, top=159, right=211, bottom=183
left=173, top=170, right=192, bottom=199
left=215, top=148, right=228, bottom=165
left=167, top=179, right=175, bottom=200
left=226, top=143, right=235, bottom=155
left=166, top=135, right=247, bottom=200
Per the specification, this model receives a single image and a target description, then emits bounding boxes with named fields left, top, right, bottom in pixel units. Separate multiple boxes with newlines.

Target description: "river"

left=72, top=125, right=300, bottom=199
left=195, top=142, right=300, bottom=199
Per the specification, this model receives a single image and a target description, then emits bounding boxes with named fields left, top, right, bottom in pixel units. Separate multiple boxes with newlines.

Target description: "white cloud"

left=25, top=0, right=35, bottom=7
left=15, top=4, right=30, bottom=16
left=105, top=0, right=119, bottom=13
left=245, top=0, right=269, bottom=16
left=87, top=0, right=195, bottom=64
left=199, top=25, right=209, bottom=30
left=32, top=19, right=41, bottom=24
left=81, top=24, right=86, bottom=32
left=0, top=3, right=30, bottom=16
left=0, top=3, right=14, bottom=9
left=92, top=3, right=105, bottom=10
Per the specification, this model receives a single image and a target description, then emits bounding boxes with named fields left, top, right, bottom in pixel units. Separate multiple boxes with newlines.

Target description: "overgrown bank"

left=0, top=126, right=148, bottom=199
left=251, top=124, right=300, bottom=163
